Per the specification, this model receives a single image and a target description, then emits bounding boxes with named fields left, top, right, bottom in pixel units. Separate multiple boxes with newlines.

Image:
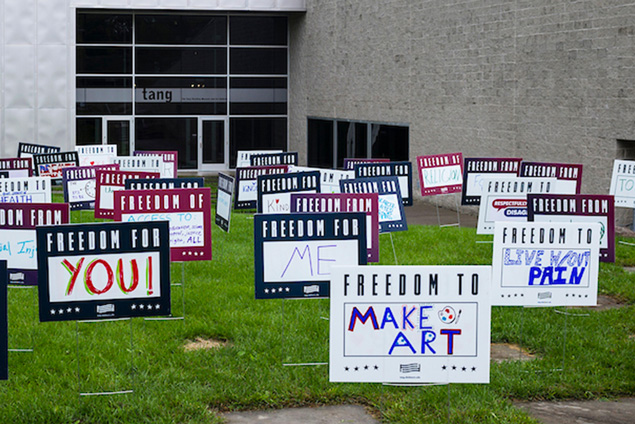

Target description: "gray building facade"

left=1, top=0, right=634, bottom=208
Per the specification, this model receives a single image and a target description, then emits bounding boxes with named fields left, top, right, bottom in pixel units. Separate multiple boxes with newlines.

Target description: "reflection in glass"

left=135, top=118, right=198, bottom=169
left=136, top=15, right=227, bottom=45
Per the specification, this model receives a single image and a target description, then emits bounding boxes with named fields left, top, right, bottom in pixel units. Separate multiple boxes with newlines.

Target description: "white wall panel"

left=38, top=0, right=68, bottom=45
left=4, top=109, right=35, bottom=145
left=189, top=0, right=219, bottom=7
left=38, top=109, right=69, bottom=148
left=159, top=0, right=189, bottom=7
left=4, top=46, right=35, bottom=109
left=100, top=0, right=132, bottom=7
left=249, top=0, right=276, bottom=9
left=4, top=0, right=36, bottom=45
left=38, top=45, right=68, bottom=109
left=218, top=0, right=247, bottom=9
left=128, top=0, right=160, bottom=6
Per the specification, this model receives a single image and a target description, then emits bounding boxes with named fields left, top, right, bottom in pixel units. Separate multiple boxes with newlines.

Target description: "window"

left=230, top=118, right=287, bottom=168
left=308, top=118, right=409, bottom=169
left=76, top=77, right=132, bottom=115
left=230, top=16, right=287, bottom=46
left=136, top=15, right=227, bottom=45
left=135, top=118, right=198, bottom=169
left=135, top=77, right=227, bottom=115
left=76, top=10, right=289, bottom=170
left=307, top=119, right=334, bottom=169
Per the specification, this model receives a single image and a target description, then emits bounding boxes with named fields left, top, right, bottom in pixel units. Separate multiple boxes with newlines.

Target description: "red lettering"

left=62, top=258, right=85, bottom=296
left=85, top=259, right=114, bottom=295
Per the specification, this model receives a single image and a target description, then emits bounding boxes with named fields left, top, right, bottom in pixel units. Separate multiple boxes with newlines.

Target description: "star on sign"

left=67, top=308, right=72, bottom=313
left=51, top=309, right=56, bottom=315
left=58, top=309, right=64, bottom=314
left=140, top=304, right=145, bottom=309
left=148, top=305, right=153, bottom=310
left=155, top=304, right=160, bottom=309
left=75, top=307, right=80, bottom=313
left=131, top=304, right=137, bottom=310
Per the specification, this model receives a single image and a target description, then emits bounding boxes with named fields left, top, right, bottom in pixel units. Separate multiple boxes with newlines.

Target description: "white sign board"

left=330, top=265, right=491, bottom=384
left=114, top=156, right=166, bottom=177
left=609, top=159, right=635, bottom=208
left=477, top=177, right=566, bottom=234
left=491, top=222, right=600, bottom=306
left=236, top=150, right=282, bottom=168
left=288, top=166, right=354, bottom=194
left=75, top=145, right=117, bottom=166
left=0, top=177, right=51, bottom=203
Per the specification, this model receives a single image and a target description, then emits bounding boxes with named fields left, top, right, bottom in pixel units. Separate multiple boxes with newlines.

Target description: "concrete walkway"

left=222, top=405, right=379, bottom=424
left=515, top=398, right=635, bottom=424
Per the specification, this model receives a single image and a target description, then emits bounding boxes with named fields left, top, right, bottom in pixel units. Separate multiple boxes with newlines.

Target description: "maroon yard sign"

left=113, top=187, right=212, bottom=262
left=95, top=170, right=160, bottom=219
left=519, top=162, right=583, bottom=194
left=416, top=152, right=463, bottom=196
left=0, top=158, right=32, bottom=178
left=0, top=203, right=69, bottom=285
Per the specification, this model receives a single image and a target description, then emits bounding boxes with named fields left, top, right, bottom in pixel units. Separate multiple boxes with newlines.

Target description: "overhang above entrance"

left=70, top=0, right=306, bottom=12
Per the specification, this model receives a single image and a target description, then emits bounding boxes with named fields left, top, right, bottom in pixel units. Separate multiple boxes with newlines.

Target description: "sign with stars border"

left=36, top=221, right=171, bottom=322
left=329, top=265, right=491, bottom=384
left=113, top=188, right=212, bottom=262
left=254, top=213, right=367, bottom=299
left=492, top=221, right=600, bottom=307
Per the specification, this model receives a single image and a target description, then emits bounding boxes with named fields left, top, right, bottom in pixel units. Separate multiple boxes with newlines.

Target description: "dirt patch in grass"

left=491, top=343, right=536, bottom=363
left=572, top=294, right=628, bottom=311
left=183, top=337, right=230, bottom=351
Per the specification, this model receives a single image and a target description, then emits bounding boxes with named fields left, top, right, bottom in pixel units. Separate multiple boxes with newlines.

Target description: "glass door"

left=199, top=117, right=228, bottom=171
left=105, top=117, right=133, bottom=156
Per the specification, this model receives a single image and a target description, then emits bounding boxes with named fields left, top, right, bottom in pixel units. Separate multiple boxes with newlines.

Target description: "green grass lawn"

left=1, top=186, right=633, bottom=423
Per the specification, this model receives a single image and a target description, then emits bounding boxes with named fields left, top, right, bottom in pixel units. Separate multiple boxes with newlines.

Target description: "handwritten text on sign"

left=330, top=265, right=491, bottom=384
left=492, top=222, right=600, bottom=307
left=0, top=203, right=69, bottom=285
left=234, top=166, right=288, bottom=209
left=291, top=193, right=379, bottom=262
left=37, top=221, right=171, bottom=321
left=114, top=188, right=212, bottom=261
left=609, top=160, right=635, bottom=208
left=417, top=153, right=463, bottom=196
left=0, top=177, right=51, bottom=204
left=461, top=157, right=522, bottom=205
left=254, top=213, right=367, bottom=299
left=527, top=194, right=615, bottom=263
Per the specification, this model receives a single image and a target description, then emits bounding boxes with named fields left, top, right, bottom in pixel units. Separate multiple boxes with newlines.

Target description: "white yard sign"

left=330, top=265, right=491, bottom=384
left=609, top=159, right=635, bottom=208
left=491, top=222, right=600, bottom=307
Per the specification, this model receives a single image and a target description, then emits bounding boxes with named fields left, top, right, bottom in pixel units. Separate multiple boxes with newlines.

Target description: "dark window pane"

left=107, top=120, right=131, bottom=156
left=308, top=119, right=334, bottom=168
left=135, top=77, right=227, bottom=115
left=77, top=12, right=132, bottom=44
left=229, top=118, right=287, bottom=168
left=77, top=46, right=132, bottom=74
left=135, top=118, right=198, bottom=170
left=76, top=118, right=102, bottom=145
left=202, top=121, right=224, bottom=164
left=76, top=77, right=132, bottom=115
left=230, top=16, right=287, bottom=46
left=136, top=15, right=227, bottom=45
left=136, top=47, right=226, bottom=74
left=370, top=124, right=409, bottom=161
left=336, top=122, right=367, bottom=168
left=230, top=48, right=287, bottom=75
left=230, top=78, right=286, bottom=115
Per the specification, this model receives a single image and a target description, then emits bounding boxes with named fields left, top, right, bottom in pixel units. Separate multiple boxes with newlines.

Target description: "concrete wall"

left=289, top=0, right=635, bottom=212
